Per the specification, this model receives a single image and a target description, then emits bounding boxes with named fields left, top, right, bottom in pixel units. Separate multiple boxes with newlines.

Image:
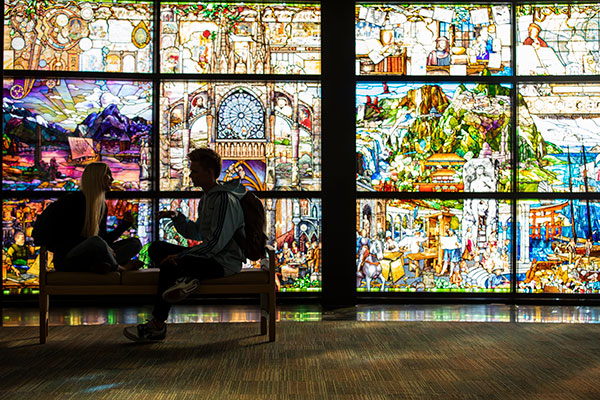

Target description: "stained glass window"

left=160, top=2, right=320, bottom=74
left=3, top=0, right=154, bottom=73
left=356, top=82, right=512, bottom=192
left=159, top=198, right=322, bottom=292
left=217, top=90, right=265, bottom=140
left=518, top=83, right=600, bottom=192
left=2, top=78, right=153, bottom=191
left=160, top=81, right=321, bottom=191
left=2, top=198, right=153, bottom=295
left=357, top=198, right=512, bottom=293
left=516, top=4, right=600, bottom=76
left=517, top=199, right=600, bottom=294
left=356, top=4, right=512, bottom=76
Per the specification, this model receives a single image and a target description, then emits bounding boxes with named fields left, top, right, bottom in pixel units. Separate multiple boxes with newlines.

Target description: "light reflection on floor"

left=2, top=304, right=600, bottom=327
left=356, top=304, right=600, bottom=324
left=1, top=304, right=322, bottom=327
left=356, top=304, right=512, bottom=322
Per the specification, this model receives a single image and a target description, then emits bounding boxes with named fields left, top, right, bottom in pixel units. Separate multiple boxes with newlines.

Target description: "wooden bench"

left=38, top=246, right=276, bottom=344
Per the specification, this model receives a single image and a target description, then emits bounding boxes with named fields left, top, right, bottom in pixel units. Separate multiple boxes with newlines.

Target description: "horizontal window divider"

left=153, top=74, right=322, bottom=82
left=2, top=70, right=321, bottom=82
left=1, top=191, right=156, bottom=200
left=359, top=292, right=517, bottom=299
left=514, top=0, right=599, bottom=5
left=358, top=292, right=600, bottom=302
left=356, top=75, right=513, bottom=83
left=357, top=1, right=513, bottom=5
left=1, top=190, right=324, bottom=200
left=514, top=192, right=600, bottom=200
left=515, top=75, right=600, bottom=84
left=356, top=191, right=514, bottom=200
left=357, top=1, right=599, bottom=7
left=162, top=0, right=320, bottom=4
left=356, top=192, right=600, bottom=201
left=157, top=190, right=322, bottom=199
left=3, top=70, right=154, bottom=81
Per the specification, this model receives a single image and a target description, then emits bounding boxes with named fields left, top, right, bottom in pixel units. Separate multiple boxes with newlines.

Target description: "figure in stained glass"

left=523, top=23, right=548, bottom=48
left=427, top=36, right=451, bottom=66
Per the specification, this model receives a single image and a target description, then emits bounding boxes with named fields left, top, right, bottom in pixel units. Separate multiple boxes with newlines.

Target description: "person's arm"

left=99, top=204, right=131, bottom=243
left=170, top=207, right=204, bottom=241
left=180, top=192, right=241, bottom=259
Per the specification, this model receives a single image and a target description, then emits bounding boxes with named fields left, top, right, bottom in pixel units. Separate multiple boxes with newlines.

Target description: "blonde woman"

left=34, top=162, right=142, bottom=273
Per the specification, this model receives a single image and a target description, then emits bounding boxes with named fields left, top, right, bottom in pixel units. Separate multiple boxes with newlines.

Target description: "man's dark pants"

left=148, top=241, right=225, bottom=322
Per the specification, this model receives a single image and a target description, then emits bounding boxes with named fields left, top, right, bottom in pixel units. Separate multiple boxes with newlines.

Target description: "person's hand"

left=122, top=211, right=134, bottom=228
left=160, top=254, right=178, bottom=267
left=157, top=210, right=178, bottom=219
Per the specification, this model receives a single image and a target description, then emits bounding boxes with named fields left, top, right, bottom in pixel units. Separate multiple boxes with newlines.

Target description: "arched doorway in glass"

left=217, top=89, right=265, bottom=140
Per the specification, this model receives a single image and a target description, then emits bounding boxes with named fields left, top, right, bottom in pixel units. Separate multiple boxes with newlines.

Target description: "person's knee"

left=129, top=237, right=142, bottom=253
left=148, top=241, right=167, bottom=263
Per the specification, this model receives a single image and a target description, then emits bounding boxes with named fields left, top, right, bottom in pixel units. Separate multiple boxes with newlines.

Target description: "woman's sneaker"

left=162, top=277, right=199, bottom=303
left=123, top=320, right=166, bottom=343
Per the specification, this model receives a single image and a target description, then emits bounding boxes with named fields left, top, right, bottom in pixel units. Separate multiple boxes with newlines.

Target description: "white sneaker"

left=123, top=320, right=166, bottom=342
left=162, top=277, right=199, bottom=303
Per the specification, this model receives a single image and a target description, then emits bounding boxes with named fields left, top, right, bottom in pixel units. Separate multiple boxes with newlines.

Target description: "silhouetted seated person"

left=123, top=148, right=246, bottom=343
left=33, top=162, right=142, bottom=274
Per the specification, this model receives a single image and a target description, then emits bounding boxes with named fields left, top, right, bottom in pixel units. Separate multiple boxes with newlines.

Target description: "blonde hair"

left=80, top=162, right=110, bottom=237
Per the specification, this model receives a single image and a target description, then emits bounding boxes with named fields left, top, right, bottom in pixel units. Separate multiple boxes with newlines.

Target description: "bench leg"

left=268, top=291, right=276, bottom=342
left=260, top=293, right=268, bottom=336
left=39, top=294, right=49, bottom=344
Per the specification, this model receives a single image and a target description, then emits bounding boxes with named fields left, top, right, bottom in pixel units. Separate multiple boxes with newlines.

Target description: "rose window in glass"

left=217, top=90, right=265, bottom=140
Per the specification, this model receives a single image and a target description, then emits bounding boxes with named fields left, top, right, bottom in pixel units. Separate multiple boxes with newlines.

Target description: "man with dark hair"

left=187, top=147, right=222, bottom=178
left=124, top=147, right=246, bottom=342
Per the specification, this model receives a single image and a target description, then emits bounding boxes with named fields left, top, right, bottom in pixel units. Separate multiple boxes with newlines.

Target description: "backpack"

left=32, top=197, right=67, bottom=252
left=233, top=192, right=268, bottom=261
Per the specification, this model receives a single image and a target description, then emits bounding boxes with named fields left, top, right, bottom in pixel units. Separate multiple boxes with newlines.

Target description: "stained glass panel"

left=2, top=198, right=153, bottom=295
left=516, top=4, right=600, bottom=76
left=159, top=198, right=322, bottom=292
left=517, top=199, right=600, bottom=293
left=160, top=81, right=321, bottom=191
left=160, top=2, right=320, bottom=74
left=356, top=4, right=512, bottom=76
left=4, top=0, right=153, bottom=73
left=518, top=83, right=600, bottom=192
left=356, top=82, right=511, bottom=192
left=357, top=198, right=512, bottom=293
left=2, top=78, right=153, bottom=191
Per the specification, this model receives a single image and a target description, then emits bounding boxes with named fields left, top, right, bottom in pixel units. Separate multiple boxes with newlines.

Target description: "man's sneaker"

left=123, top=320, right=166, bottom=343
left=162, top=277, right=199, bottom=303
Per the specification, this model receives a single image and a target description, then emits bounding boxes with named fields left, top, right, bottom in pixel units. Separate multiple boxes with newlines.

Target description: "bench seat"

left=46, top=268, right=270, bottom=286
left=39, top=246, right=276, bottom=343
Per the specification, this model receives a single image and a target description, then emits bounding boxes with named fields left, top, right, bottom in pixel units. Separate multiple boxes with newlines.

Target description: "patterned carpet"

left=0, top=321, right=599, bottom=399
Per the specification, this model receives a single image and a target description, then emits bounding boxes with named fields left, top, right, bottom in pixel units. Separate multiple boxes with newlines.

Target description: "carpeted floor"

left=0, top=321, right=599, bottom=399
